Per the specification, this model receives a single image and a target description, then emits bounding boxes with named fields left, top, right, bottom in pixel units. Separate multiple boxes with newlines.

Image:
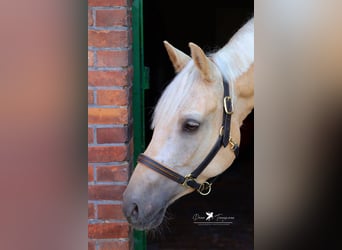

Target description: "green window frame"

left=132, top=0, right=148, bottom=249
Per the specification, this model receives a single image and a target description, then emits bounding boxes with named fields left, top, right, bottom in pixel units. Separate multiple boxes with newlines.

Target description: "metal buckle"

left=197, top=182, right=212, bottom=196
left=182, top=174, right=195, bottom=188
left=229, top=137, right=237, bottom=151
left=223, top=96, right=233, bottom=114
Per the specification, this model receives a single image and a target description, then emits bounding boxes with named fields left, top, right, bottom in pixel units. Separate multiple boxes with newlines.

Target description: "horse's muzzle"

left=122, top=190, right=167, bottom=230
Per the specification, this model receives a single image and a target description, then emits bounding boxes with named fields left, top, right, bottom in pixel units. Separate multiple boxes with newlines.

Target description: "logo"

left=205, top=212, right=214, bottom=221
left=192, top=212, right=234, bottom=226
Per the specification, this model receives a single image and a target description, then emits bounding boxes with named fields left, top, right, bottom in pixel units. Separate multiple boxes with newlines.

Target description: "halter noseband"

left=138, top=77, right=239, bottom=195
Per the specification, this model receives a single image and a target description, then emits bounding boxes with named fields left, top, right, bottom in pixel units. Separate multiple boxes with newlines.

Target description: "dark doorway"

left=143, top=1, right=254, bottom=249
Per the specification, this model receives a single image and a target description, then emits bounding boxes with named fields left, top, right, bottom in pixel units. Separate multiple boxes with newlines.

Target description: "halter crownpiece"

left=138, top=77, right=239, bottom=196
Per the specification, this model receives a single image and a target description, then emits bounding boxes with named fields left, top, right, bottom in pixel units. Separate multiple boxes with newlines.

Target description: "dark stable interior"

left=143, top=1, right=254, bottom=249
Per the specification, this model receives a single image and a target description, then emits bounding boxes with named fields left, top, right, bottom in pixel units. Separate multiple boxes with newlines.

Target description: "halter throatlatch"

left=138, top=78, right=239, bottom=196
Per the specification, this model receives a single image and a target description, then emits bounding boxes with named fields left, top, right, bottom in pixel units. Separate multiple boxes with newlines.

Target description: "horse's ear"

left=163, top=41, right=191, bottom=73
left=189, top=42, right=215, bottom=82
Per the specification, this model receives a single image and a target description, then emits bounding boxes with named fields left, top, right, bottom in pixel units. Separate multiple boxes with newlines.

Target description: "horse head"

left=123, top=18, right=254, bottom=230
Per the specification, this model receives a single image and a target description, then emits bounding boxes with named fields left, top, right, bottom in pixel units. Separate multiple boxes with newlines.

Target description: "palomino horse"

left=123, top=18, right=254, bottom=230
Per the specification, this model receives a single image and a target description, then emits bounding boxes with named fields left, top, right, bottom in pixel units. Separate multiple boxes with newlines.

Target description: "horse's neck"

left=212, top=18, right=254, bottom=86
left=212, top=18, right=254, bottom=126
left=233, top=64, right=254, bottom=126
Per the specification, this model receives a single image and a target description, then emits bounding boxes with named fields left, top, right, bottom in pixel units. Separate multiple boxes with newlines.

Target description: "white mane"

left=151, top=61, right=199, bottom=129
left=152, top=18, right=254, bottom=129
left=212, top=18, right=254, bottom=86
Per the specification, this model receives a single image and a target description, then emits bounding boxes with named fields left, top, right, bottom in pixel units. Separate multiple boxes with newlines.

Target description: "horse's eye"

left=183, top=120, right=200, bottom=132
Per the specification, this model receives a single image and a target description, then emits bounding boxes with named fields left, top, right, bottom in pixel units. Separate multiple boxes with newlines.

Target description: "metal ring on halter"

left=197, top=182, right=212, bottom=196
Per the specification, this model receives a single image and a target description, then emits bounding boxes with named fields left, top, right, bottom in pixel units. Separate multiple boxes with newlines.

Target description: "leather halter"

left=138, top=77, right=239, bottom=195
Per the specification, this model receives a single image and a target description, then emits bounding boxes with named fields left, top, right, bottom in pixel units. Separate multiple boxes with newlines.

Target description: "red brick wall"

left=88, top=0, right=133, bottom=249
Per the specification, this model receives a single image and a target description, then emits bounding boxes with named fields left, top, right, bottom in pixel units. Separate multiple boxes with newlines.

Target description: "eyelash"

left=182, top=120, right=200, bottom=132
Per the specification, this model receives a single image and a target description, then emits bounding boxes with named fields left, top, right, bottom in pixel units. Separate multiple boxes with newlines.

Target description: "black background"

left=143, top=1, right=254, bottom=249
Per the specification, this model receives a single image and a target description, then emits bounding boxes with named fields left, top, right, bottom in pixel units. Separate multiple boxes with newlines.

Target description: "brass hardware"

left=223, top=96, right=233, bottom=114
left=229, top=137, right=237, bottom=150
left=182, top=174, right=195, bottom=187
left=197, top=182, right=212, bottom=196
left=219, top=126, right=224, bottom=136
left=183, top=175, right=212, bottom=195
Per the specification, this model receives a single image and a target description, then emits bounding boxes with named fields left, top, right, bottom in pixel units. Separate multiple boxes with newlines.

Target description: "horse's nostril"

left=131, top=203, right=139, bottom=219
left=124, top=202, right=139, bottom=223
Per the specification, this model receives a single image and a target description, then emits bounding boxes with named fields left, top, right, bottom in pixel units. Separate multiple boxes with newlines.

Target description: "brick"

left=88, top=128, right=94, bottom=143
left=88, top=222, right=129, bottom=239
left=88, top=203, right=95, bottom=219
left=98, top=240, right=129, bottom=250
left=88, top=165, right=94, bottom=182
left=88, top=145, right=127, bottom=162
left=88, top=70, right=130, bottom=87
left=88, top=30, right=128, bottom=48
left=97, top=50, right=129, bottom=67
left=88, top=240, right=96, bottom=250
left=88, top=0, right=127, bottom=7
left=88, top=9, right=93, bottom=26
left=96, top=9, right=127, bottom=27
left=98, top=204, right=125, bottom=220
left=88, top=90, right=94, bottom=105
left=97, top=127, right=127, bottom=143
left=88, top=185, right=126, bottom=200
left=88, top=51, right=95, bottom=67
left=96, top=165, right=128, bottom=182
left=88, top=108, right=128, bottom=124
left=97, top=89, right=127, bottom=106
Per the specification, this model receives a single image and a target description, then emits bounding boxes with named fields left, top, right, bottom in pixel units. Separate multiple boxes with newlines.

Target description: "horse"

left=123, top=18, right=254, bottom=230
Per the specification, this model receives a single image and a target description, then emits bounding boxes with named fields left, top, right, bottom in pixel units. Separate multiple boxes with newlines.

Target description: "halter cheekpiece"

left=138, top=77, right=239, bottom=196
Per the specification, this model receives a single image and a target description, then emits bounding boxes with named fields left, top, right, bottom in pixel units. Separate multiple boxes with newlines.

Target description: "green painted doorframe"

left=132, top=0, right=148, bottom=249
